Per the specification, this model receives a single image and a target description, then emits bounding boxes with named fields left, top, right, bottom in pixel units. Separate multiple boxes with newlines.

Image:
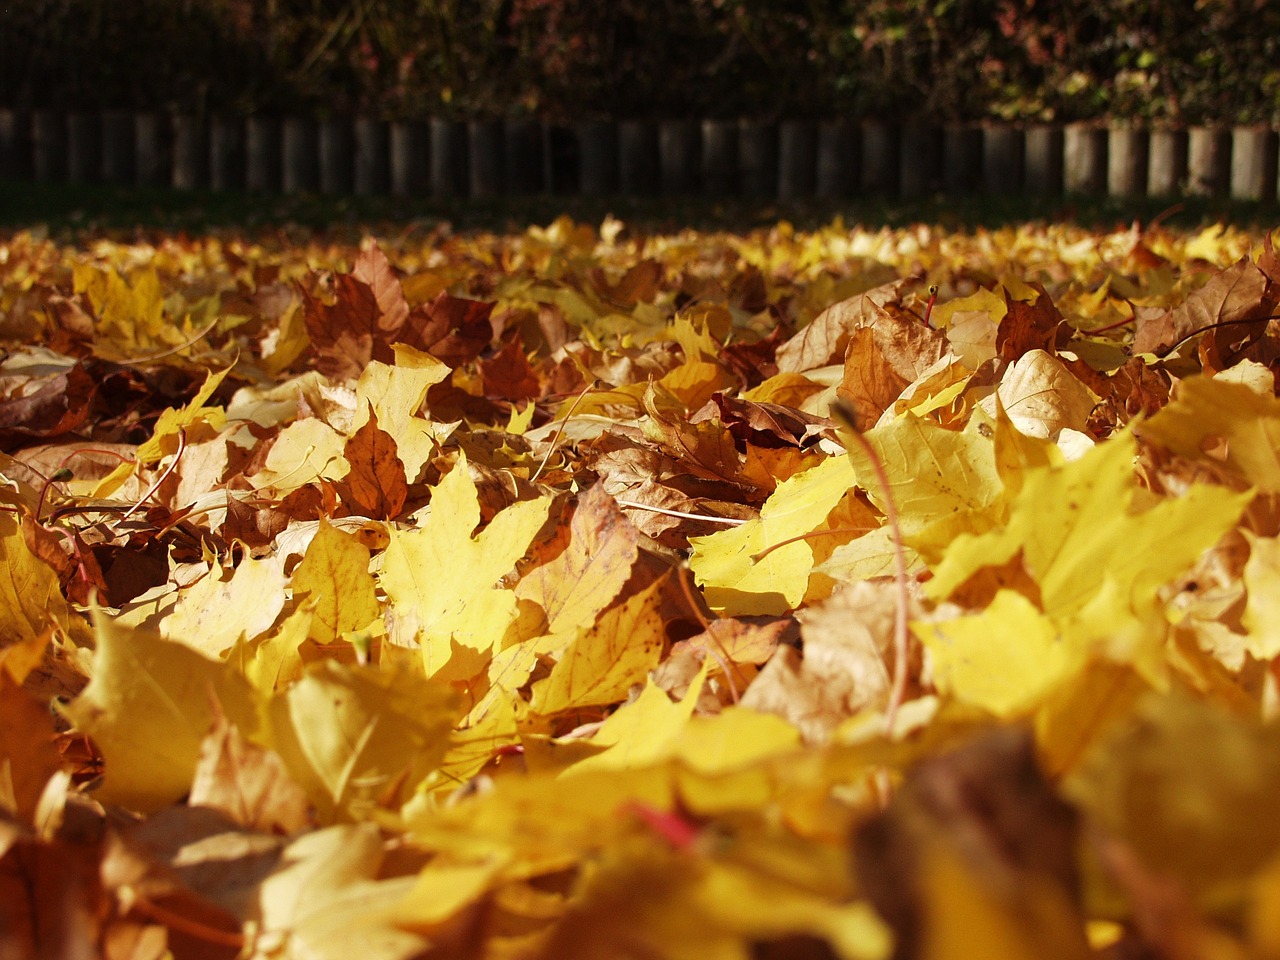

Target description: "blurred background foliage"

left=2, top=0, right=1277, bottom=124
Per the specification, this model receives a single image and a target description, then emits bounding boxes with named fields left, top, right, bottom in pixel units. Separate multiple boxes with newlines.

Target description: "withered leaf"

left=996, top=282, right=1070, bottom=363
left=398, top=291, right=495, bottom=368
left=332, top=407, right=408, bottom=520
left=0, top=360, right=94, bottom=444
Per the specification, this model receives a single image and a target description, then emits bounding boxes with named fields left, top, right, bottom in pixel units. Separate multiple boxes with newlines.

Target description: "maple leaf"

left=690, top=455, right=856, bottom=616
left=399, top=291, right=495, bottom=367
left=62, top=611, right=258, bottom=812
left=925, top=430, right=1249, bottom=676
left=290, top=517, right=381, bottom=645
left=332, top=406, right=409, bottom=519
left=378, top=454, right=552, bottom=675
left=531, top=576, right=667, bottom=715
left=515, top=483, right=640, bottom=639
left=996, top=282, right=1071, bottom=362
left=0, top=354, right=94, bottom=442
left=1133, top=253, right=1278, bottom=356
left=264, top=660, right=458, bottom=821
left=776, top=279, right=912, bottom=373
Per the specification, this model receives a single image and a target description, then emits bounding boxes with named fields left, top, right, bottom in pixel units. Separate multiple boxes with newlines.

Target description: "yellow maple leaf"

left=1240, top=531, right=1280, bottom=661
left=0, top=512, right=83, bottom=651
left=569, top=666, right=707, bottom=773
left=1138, top=374, right=1280, bottom=491
left=926, top=431, right=1249, bottom=665
left=378, top=455, right=552, bottom=675
left=531, top=577, right=666, bottom=715
left=354, top=344, right=451, bottom=482
left=160, top=554, right=288, bottom=658
left=918, top=589, right=1079, bottom=718
left=265, top=660, right=458, bottom=822
left=61, top=610, right=257, bottom=812
left=135, top=365, right=231, bottom=464
left=1066, top=693, right=1280, bottom=910
left=291, top=518, right=381, bottom=645
left=515, top=483, right=640, bottom=641
left=844, top=411, right=1002, bottom=561
left=690, top=456, right=855, bottom=616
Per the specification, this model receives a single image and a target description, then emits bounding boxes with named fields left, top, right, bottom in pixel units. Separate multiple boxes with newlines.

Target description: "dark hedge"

left=3, top=0, right=1277, bottom=124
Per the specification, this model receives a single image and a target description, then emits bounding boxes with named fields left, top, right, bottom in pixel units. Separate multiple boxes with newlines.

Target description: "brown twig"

left=830, top=401, right=911, bottom=738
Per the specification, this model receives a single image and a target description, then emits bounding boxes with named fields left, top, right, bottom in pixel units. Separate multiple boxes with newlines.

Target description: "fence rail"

left=1, top=109, right=1277, bottom=204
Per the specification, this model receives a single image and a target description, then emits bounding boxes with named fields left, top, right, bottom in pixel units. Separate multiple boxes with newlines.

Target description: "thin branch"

left=614, top=499, right=747, bottom=526
left=530, top=378, right=600, bottom=484
left=117, top=428, right=186, bottom=524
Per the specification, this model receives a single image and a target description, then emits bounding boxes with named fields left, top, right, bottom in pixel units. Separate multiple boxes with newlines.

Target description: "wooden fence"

left=1, top=109, right=1277, bottom=203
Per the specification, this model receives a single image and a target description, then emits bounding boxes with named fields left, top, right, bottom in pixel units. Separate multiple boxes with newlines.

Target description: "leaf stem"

left=831, top=402, right=911, bottom=738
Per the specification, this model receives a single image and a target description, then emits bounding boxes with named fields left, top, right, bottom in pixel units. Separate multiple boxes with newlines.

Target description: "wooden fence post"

left=900, top=122, right=942, bottom=197
left=354, top=117, right=390, bottom=196
left=1230, top=126, right=1278, bottom=201
left=701, top=119, right=738, bottom=196
left=619, top=120, right=659, bottom=195
left=778, top=120, right=817, bottom=200
left=428, top=119, right=467, bottom=198
left=1187, top=127, right=1231, bottom=196
left=101, top=111, right=136, bottom=185
left=283, top=117, right=320, bottom=193
left=1024, top=124, right=1063, bottom=195
left=320, top=119, right=355, bottom=194
left=738, top=120, right=777, bottom=198
left=468, top=119, right=504, bottom=198
left=660, top=119, right=701, bottom=194
left=246, top=116, right=283, bottom=192
left=982, top=124, right=1023, bottom=194
left=134, top=113, right=167, bottom=187
left=943, top=124, right=983, bottom=194
left=503, top=117, right=544, bottom=194
left=389, top=120, right=428, bottom=197
left=67, top=112, right=102, bottom=184
left=1064, top=124, right=1107, bottom=194
left=817, top=119, right=857, bottom=198
left=1147, top=128, right=1187, bottom=196
left=171, top=115, right=207, bottom=189
left=861, top=120, right=899, bottom=195
left=210, top=116, right=245, bottom=191
left=577, top=119, right=618, bottom=197
left=1107, top=126, right=1148, bottom=197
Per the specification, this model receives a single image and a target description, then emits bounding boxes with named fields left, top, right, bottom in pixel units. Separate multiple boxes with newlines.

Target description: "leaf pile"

left=3, top=216, right=1280, bottom=959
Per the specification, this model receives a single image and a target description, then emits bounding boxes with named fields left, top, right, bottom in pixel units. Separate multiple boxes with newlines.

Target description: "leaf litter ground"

left=3, top=215, right=1280, bottom=959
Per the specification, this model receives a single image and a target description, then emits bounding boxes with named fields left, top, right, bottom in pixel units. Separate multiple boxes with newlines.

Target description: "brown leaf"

left=776, top=279, right=912, bottom=373
left=479, top=335, right=543, bottom=402
left=516, top=483, right=641, bottom=637
left=739, top=581, right=916, bottom=743
left=189, top=705, right=311, bottom=835
left=302, top=276, right=389, bottom=381
left=702, top=393, right=833, bottom=450
left=0, top=828, right=103, bottom=960
left=350, top=243, right=410, bottom=336
left=0, top=361, right=95, bottom=445
left=1133, top=257, right=1278, bottom=357
left=333, top=407, right=408, bottom=520
left=837, top=308, right=948, bottom=430
left=591, top=258, right=663, bottom=308
left=996, top=282, right=1070, bottom=363
left=0, top=671, right=64, bottom=823
left=398, top=292, right=495, bottom=368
